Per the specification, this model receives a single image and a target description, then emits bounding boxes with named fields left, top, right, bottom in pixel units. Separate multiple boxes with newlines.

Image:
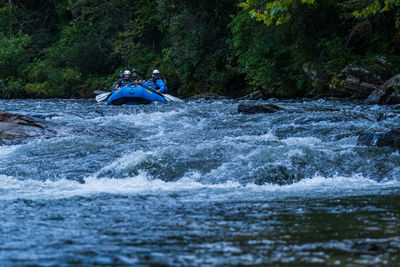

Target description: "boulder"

left=188, top=93, right=228, bottom=100
left=358, top=128, right=400, bottom=148
left=238, top=103, right=282, bottom=114
left=340, top=65, right=383, bottom=98
left=0, top=111, right=55, bottom=145
left=366, top=74, right=400, bottom=105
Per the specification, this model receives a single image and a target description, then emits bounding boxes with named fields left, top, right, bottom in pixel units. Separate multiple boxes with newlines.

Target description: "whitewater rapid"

left=1, top=99, right=399, bottom=266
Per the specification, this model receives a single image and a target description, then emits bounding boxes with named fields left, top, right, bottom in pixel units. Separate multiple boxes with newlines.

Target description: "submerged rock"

left=238, top=103, right=282, bottom=114
left=348, top=237, right=400, bottom=253
left=188, top=93, right=228, bottom=100
left=358, top=128, right=400, bottom=148
left=366, top=74, right=400, bottom=105
left=0, top=111, right=56, bottom=145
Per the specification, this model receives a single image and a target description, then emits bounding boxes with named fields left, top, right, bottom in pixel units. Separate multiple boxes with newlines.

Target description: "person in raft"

left=112, top=70, right=133, bottom=91
left=141, top=69, right=167, bottom=93
left=131, top=68, right=144, bottom=85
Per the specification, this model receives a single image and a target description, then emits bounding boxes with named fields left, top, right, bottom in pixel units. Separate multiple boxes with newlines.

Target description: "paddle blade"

left=163, top=94, right=183, bottom=102
left=94, top=90, right=107, bottom=95
left=95, top=92, right=111, bottom=102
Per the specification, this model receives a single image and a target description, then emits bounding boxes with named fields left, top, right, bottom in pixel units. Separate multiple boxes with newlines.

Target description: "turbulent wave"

left=0, top=99, right=399, bottom=199
left=1, top=99, right=400, bottom=266
left=0, top=173, right=398, bottom=200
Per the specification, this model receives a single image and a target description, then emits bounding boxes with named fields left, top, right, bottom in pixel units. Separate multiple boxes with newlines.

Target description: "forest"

left=0, top=0, right=399, bottom=98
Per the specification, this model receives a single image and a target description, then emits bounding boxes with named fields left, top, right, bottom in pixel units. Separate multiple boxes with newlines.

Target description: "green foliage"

left=229, top=10, right=302, bottom=96
left=240, top=0, right=315, bottom=26
left=0, top=32, right=31, bottom=78
left=0, top=0, right=399, bottom=99
left=158, top=0, right=238, bottom=96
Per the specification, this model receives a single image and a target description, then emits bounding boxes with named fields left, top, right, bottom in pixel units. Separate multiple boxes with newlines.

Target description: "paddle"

left=94, top=90, right=107, bottom=95
left=95, top=92, right=111, bottom=102
left=162, top=93, right=183, bottom=102
left=150, top=89, right=182, bottom=102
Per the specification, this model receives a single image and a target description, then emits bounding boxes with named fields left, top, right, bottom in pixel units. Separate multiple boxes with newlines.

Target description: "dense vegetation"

left=0, top=0, right=399, bottom=98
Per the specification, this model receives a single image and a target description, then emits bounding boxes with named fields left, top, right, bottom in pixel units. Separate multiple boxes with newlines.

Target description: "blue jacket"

left=141, top=78, right=167, bottom=93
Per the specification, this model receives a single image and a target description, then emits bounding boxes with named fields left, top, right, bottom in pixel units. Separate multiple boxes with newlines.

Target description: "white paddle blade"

left=95, top=92, right=110, bottom=102
left=163, top=94, right=183, bottom=102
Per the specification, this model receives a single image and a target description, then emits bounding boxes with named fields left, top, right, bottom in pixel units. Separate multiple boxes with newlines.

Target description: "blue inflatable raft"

left=106, top=86, right=167, bottom=105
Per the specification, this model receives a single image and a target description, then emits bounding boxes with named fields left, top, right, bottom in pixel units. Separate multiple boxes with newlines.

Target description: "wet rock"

left=237, top=90, right=269, bottom=100
left=366, top=74, right=400, bottom=105
left=358, top=128, right=400, bottom=148
left=340, top=65, right=384, bottom=98
left=0, top=111, right=56, bottom=145
left=350, top=241, right=379, bottom=252
left=188, top=93, right=228, bottom=100
left=238, top=103, right=282, bottom=114
left=348, top=237, right=400, bottom=253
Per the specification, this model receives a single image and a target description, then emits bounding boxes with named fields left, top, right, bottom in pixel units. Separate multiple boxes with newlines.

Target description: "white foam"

left=97, top=150, right=153, bottom=173
left=90, top=110, right=182, bottom=126
left=0, top=144, right=20, bottom=157
left=0, top=173, right=398, bottom=201
left=223, top=132, right=278, bottom=142
left=281, top=137, right=322, bottom=147
left=285, top=149, right=305, bottom=157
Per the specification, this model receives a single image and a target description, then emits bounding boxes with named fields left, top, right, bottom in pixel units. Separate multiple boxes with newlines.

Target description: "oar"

left=95, top=92, right=111, bottom=102
left=162, top=93, right=183, bottom=102
left=144, top=85, right=183, bottom=102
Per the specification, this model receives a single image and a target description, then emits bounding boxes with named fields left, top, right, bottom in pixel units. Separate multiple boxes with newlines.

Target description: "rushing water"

left=0, top=99, right=399, bottom=266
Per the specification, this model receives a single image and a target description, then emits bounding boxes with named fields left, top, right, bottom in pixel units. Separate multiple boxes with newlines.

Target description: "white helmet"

left=152, top=69, right=160, bottom=75
left=124, top=70, right=131, bottom=75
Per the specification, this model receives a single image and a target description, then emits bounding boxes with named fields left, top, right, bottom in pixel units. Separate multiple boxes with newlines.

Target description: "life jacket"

left=148, top=78, right=166, bottom=90
left=132, top=76, right=142, bottom=83
left=120, top=78, right=132, bottom=87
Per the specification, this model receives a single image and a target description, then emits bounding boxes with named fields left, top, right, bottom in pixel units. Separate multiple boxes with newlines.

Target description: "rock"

left=386, top=92, right=400, bottom=104
left=366, top=74, right=400, bottom=105
left=348, top=236, right=400, bottom=253
left=350, top=241, right=379, bottom=252
left=0, top=111, right=56, bottom=145
left=341, top=65, right=383, bottom=85
left=340, top=65, right=383, bottom=98
left=188, top=93, right=228, bottom=100
left=237, top=90, right=269, bottom=100
left=358, top=128, right=400, bottom=148
left=238, top=103, right=282, bottom=114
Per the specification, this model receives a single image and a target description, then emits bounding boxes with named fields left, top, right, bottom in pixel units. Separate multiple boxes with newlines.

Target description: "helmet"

left=152, top=69, right=160, bottom=76
left=124, top=70, right=131, bottom=75
left=131, top=68, right=137, bottom=73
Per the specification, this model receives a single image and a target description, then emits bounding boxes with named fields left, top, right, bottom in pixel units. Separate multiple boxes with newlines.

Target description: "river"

left=0, top=99, right=399, bottom=266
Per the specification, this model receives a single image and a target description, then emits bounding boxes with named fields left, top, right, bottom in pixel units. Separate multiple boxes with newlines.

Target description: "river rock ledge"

left=358, top=129, right=400, bottom=149
left=238, top=103, right=282, bottom=114
left=366, top=74, right=400, bottom=104
left=0, top=111, right=55, bottom=145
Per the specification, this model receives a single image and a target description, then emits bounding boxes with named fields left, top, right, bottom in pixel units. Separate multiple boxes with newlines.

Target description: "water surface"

left=0, top=99, right=399, bottom=266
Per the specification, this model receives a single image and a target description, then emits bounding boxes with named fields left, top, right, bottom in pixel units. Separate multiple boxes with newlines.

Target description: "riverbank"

left=3, top=62, right=400, bottom=104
